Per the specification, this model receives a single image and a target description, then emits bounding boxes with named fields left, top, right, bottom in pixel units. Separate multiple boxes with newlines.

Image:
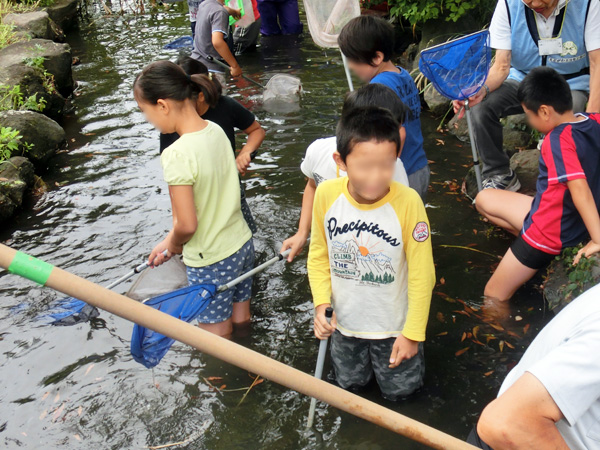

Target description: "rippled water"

left=0, top=3, right=553, bottom=449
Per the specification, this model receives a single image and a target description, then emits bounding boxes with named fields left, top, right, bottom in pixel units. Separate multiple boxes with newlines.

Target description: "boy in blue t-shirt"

left=338, top=15, right=429, bottom=201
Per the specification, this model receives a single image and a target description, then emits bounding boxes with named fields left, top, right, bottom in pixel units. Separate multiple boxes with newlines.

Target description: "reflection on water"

left=0, top=3, right=552, bottom=449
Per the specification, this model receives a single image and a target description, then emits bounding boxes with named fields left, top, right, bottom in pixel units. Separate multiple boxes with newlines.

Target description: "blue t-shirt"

left=371, top=68, right=427, bottom=175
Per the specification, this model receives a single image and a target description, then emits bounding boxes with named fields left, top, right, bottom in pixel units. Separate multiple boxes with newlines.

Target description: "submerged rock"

left=2, top=11, right=63, bottom=42
left=0, top=156, right=35, bottom=222
left=0, top=110, right=66, bottom=168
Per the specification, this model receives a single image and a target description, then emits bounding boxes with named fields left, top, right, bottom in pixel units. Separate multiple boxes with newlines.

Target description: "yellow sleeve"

left=398, top=188, right=435, bottom=342
left=160, top=142, right=195, bottom=186
left=307, top=183, right=333, bottom=307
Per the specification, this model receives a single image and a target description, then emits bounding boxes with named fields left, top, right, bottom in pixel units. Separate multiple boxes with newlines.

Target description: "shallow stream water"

left=0, top=3, right=553, bottom=449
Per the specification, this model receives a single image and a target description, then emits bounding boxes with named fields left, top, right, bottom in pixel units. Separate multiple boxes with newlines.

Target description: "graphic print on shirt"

left=327, top=215, right=400, bottom=287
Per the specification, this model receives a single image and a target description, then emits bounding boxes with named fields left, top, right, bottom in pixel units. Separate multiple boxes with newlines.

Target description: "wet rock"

left=46, top=0, right=79, bottom=31
left=0, top=63, right=66, bottom=120
left=463, top=149, right=539, bottom=199
left=503, top=129, right=533, bottom=155
left=447, top=113, right=469, bottom=141
left=0, top=156, right=35, bottom=222
left=2, top=11, right=63, bottom=42
left=424, top=84, right=451, bottom=116
left=510, top=149, right=539, bottom=194
left=0, top=39, right=73, bottom=97
left=502, top=114, right=534, bottom=153
left=543, top=256, right=600, bottom=312
left=463, top=166, right=479, bottom=201
left=0, top=110, right=66, bottom=168
left=505, top=113, right=528, bottom=130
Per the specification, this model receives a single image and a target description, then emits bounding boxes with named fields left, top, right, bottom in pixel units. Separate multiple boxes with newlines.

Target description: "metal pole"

left=307, top=306, right=334, bottom=428
left=217, top=248, right=291, bottom=292
left=464, top=99, right=483, bottom=192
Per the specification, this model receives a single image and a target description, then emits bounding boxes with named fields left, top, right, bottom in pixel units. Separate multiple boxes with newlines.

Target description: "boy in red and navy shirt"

left=475, top=67, right=600, bottom=302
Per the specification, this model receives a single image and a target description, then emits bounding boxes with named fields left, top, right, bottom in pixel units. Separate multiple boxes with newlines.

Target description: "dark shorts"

left=186, top=239, right=254, bottom=324
left=330, top=330, right=425, bottom=401
left=510, top=234, right=556, bottom=270
left=467, top=424, right=493, bottom=449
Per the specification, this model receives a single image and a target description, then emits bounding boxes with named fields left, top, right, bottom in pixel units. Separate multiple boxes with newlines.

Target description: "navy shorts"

left=510, top=234, right=556, bottom=270
left=186, top=239, right=255, bottom=324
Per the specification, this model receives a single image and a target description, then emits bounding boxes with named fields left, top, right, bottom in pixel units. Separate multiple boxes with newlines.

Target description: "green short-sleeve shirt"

left=160, top=121, right=252, bottom=267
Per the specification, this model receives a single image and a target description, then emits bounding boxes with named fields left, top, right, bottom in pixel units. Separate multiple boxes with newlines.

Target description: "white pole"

left=341, top=51, right=354, bottom=91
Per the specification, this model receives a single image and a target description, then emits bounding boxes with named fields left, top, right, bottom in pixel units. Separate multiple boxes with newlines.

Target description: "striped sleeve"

left=544, top=126, right=586, bottom=186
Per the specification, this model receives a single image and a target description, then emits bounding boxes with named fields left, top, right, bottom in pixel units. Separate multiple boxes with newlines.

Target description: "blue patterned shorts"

left=186, top=239, right=255, bottom=324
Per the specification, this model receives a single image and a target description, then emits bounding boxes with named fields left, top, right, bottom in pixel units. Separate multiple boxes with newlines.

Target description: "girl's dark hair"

left=176, top=55, right=223, bottom=98
left=517, top=66, right=573, bottom=114
left=338, top=15, right=394, bottom=66
left=336, top=106, right=401, bottom=163
left=133, top=60, right=220, bottom=108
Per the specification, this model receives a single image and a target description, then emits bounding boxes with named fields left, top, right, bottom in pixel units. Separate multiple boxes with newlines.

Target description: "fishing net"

left=303, top=0, right=360, bottom=48
left=42, top=298, right=99, bottom=326
left=163, top=36, right=193, bottom=50
left=227, top=0, right=255, bottom=28
left=131, top=284, right=216, bottom=368
left=126, top=256, right=188, bottom=301
left=418, top=30, right=492, bottom=101
left=263, top=74, right=302, bottom=103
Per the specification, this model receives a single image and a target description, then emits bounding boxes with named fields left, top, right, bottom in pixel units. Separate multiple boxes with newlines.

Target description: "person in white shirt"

left=468, top=282, right=600, bottom=449
left=452, top=0, right=600, bottom=191
left=280, top=84, right=410, bottom=261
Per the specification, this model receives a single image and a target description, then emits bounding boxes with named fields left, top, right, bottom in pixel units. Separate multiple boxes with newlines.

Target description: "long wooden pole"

left=0, top=244, right=477, bottom=450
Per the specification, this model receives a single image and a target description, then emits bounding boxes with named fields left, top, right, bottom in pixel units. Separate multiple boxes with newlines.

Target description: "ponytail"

left=189, top=73, right=220, bottom=108
left=134, top=59, right=222, bottom=107
left=176, top=55, right=223, bottom=103
left=134, top=60, right=194, bottom=104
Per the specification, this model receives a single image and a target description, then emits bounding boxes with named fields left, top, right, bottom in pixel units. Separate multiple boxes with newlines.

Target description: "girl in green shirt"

left=134, top=60, right=254, bottom=338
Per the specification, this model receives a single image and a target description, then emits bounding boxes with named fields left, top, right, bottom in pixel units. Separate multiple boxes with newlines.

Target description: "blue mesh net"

left=419, top=30, right=491, bottom=101
left=163, top=36, right=193, bottom=49
left=130, top=284, right=216, bottom=368
left=42, top=297, right=100, bottom=326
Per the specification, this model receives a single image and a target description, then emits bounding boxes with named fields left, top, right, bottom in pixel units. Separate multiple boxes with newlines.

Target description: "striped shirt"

left=522, top=113, right=600, bottom=254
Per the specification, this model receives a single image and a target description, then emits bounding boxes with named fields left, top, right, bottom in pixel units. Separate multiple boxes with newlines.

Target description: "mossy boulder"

left=0, top=39, right=73, bottom=96
left=46, top=0, right=80, bottom=31
left=0, top=156, right=35, bottom=222
left=2, top=11, right=63, bottom=42
left=544, top=255, right=600, bottom=312
left=0, top=110, right=66, bottom=168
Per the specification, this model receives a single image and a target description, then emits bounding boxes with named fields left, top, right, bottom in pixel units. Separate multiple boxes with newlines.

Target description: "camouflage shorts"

left=330, top=331, right=425, bottom=401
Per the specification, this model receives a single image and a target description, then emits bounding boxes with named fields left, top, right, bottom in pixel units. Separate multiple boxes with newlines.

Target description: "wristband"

left=482, top=84, right=490, bottom=101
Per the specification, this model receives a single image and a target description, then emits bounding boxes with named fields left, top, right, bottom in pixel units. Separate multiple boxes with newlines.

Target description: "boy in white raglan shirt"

left=308, top=106, right=435, bottom=401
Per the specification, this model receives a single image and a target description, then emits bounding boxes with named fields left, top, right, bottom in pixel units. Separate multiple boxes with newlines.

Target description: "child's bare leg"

left=232, top=300, right=251, bottom=326
left=485, top=248, right=538, bottom=301
left=475, top=190, right=534, bottom=236
left=199, top=319, right=233, bottom=338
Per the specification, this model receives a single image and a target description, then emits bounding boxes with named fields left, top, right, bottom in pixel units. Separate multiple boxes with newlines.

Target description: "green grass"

left=0, top=22, right=19, bottom=50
